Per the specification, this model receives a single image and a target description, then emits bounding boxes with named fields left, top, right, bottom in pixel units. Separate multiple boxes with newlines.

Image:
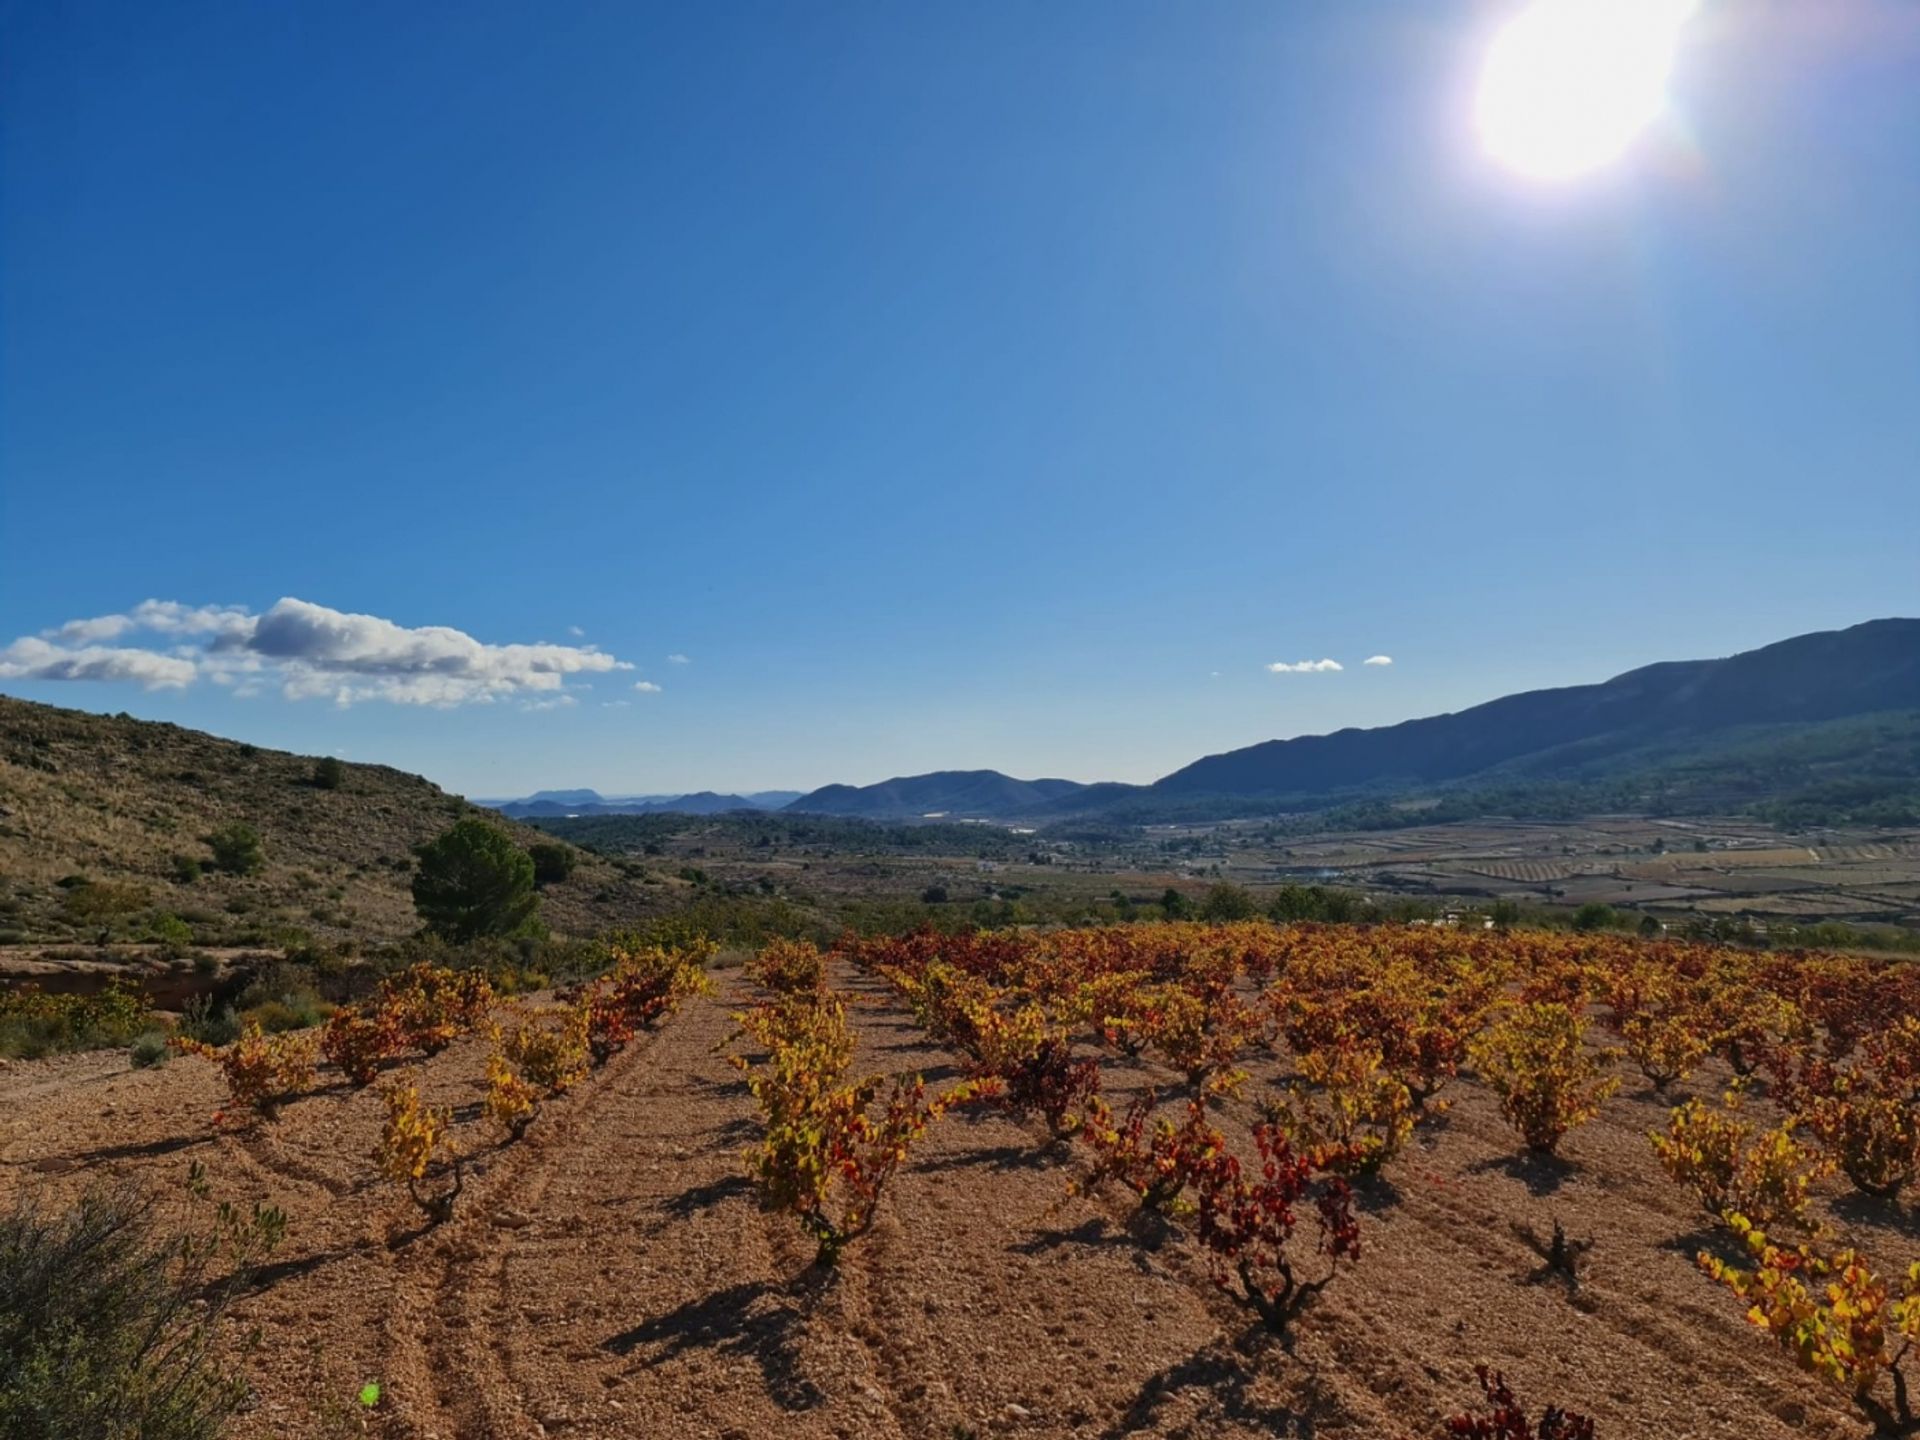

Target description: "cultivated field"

left=5, top=923, right=1917, bottom=1438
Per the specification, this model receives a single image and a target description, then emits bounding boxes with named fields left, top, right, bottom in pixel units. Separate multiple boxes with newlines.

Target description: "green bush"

left=205, top=823, right=264, bottom=877
left=1199, top=882, right=1259, bottom=921
left=130, top=1032, right=171, bottom=1068
left=311, top=756, right=346, bottom=791
left=0, top=1182, right=278, bottom=1440
left=0, top=982, right=151, bottom=1060
left=170, top=855, right=202, bottom=885
left=150, top=913, right=194, bottom=952
left=233, top=963, right=328, bottom=1032
left=1571, top=902, right=1617, bottom=933
left=178, top=996, right=240, bottom=1049
left=60, top=881, right=148, bottom=926
left=527, top=840, right=577, bottom=888
left=1267, top=883, right=1363, bottom=923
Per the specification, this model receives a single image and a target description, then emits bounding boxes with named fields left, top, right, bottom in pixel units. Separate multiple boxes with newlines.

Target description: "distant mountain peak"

left=786, top=769, right=1093, bottom=821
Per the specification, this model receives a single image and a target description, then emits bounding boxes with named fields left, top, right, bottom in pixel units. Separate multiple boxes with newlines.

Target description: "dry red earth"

left=1, top=962, right=1910, bottom=1439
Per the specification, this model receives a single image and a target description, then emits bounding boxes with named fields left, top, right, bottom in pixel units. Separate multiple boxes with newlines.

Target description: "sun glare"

left=1476, top=0, right=1697, bottom=182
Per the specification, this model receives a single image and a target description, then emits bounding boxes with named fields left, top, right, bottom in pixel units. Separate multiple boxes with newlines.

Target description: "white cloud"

left=666, top=653, right=690, bottom=665
left=522, top=695, right=577, bottom=712
left=1363, top=655, right=1394, bottom=667
left=3, top=597, right=635, bottom=708
left=567, top=625, right=586, bottom=638
left=633, top=680, right=663, bottom=693
left=601, top=700, right=632, bottom=709
left=0, top=637, right=197, bottom=689
left=129, top=600, right=255, bottom=640
left=42, top=600, right=255, bottom=648
left=1266, top=658, right=1344, bottom=674
left=43, top=615, right=136, bottom=644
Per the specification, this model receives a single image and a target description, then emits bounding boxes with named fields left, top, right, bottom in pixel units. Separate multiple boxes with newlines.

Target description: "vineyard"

left=3, top=921, right=1918, bottom=1437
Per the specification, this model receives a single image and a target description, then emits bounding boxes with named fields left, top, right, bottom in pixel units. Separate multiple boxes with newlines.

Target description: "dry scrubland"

left=0, top=696, right=667, bottom=948
left=5, top=922, right=1920, bottom=1438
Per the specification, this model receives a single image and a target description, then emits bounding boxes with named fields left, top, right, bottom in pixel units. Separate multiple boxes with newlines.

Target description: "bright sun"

left=1476, top=0, right=1697, bottom=181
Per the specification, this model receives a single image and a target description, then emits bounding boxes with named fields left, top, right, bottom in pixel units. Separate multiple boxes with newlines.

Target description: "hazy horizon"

left=9, top=615, right=1912, bottom=799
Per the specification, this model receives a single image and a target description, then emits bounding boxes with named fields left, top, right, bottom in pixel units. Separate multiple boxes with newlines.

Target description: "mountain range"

left=483, top=789, right=802, bottom=819
left=783, top=619, right=1920, bottom=824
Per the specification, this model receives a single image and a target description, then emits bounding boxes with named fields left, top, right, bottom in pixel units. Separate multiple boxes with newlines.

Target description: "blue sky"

left=2, top=1, right=1916, bottom=797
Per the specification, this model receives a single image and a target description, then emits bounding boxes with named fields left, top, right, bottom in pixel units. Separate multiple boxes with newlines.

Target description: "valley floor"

left=0, top=965, right=1901, bottom=1439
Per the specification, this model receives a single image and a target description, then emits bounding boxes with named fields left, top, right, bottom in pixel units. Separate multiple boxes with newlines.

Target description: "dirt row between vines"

left=1, top=961, right=1907, bottom=1439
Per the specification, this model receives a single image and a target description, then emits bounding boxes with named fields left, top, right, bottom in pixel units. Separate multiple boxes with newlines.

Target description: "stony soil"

left=2, top=964, right=1910, bottom=1440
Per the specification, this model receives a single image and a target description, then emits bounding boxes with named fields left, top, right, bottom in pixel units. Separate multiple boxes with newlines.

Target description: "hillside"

left=786, top=769, right=1093, bottom=820
left=0, top=697, right=663, bottom=947
left=1155, top=618, right=1920, bottom=804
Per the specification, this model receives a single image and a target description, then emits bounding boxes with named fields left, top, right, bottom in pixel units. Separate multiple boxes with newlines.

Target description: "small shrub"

left=1701, top=1215, right=1920, bottom=1434
left=1441, top=1365, right=1595, bottom=1439
left=500, top=1004, right=590, bottom=1095
left=149, top=912, right=194, bottom=953
left=1570, top=903, right=1615, bottom=933
left=320, top=1008, right=403, bottom=1086
left=747, top=938, right=828, bottom=997
left=0, top=1182, right=279, bottom=1440
left=170, top=854, right=202, bottom=885
left=177, top=996, right=240, bottom=1048
left=205, top=823, right=264, bottom=877
left=1266, top=1042, right=1418, bottom=1179
left=130, top=1031, right=172, bottom=1069
left=1193, top=1120, right=1360, bottom=1337
left=1651, top=1090, right=1826, bottom=1229
left=61, top=880, right=149, bottom=927
left=484, top=1052, right=538, bottom=1139
left=376, top=1076, right=461, bottom=1222
left=311, top=756, right=346, bottom=790
left=527, top=841, right=576, bottom=888
left=1471, top=1002, right=1621, bottom=1154
left=1076, top=1091, right=1225, bottom=1216
left=0, top=981, right=151, bottom=1059
left=175, top=1023, right=316, bottom=1124
left=1798, top=1072, right=1920, bottom=1200
left=731, top=991, right=978, bottom=1265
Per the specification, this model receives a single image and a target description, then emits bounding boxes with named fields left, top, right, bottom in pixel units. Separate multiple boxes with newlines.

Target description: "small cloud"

left=1210, top=670, right=1222, bottom=678
left=1266, top=658, right=1344, bottom=674
left=567, top=625, right=586, bottom=638
left=1363, top=655, right=1393, bottom=667
left=633, top=680, right=662, bottom=693
left=3, top=597, right=634, bottom=708
left=666, top=653, right=690, bottom=665
left=522, top=695, right=577, bottom=712
left=600, top=700, right=632, bottom=709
